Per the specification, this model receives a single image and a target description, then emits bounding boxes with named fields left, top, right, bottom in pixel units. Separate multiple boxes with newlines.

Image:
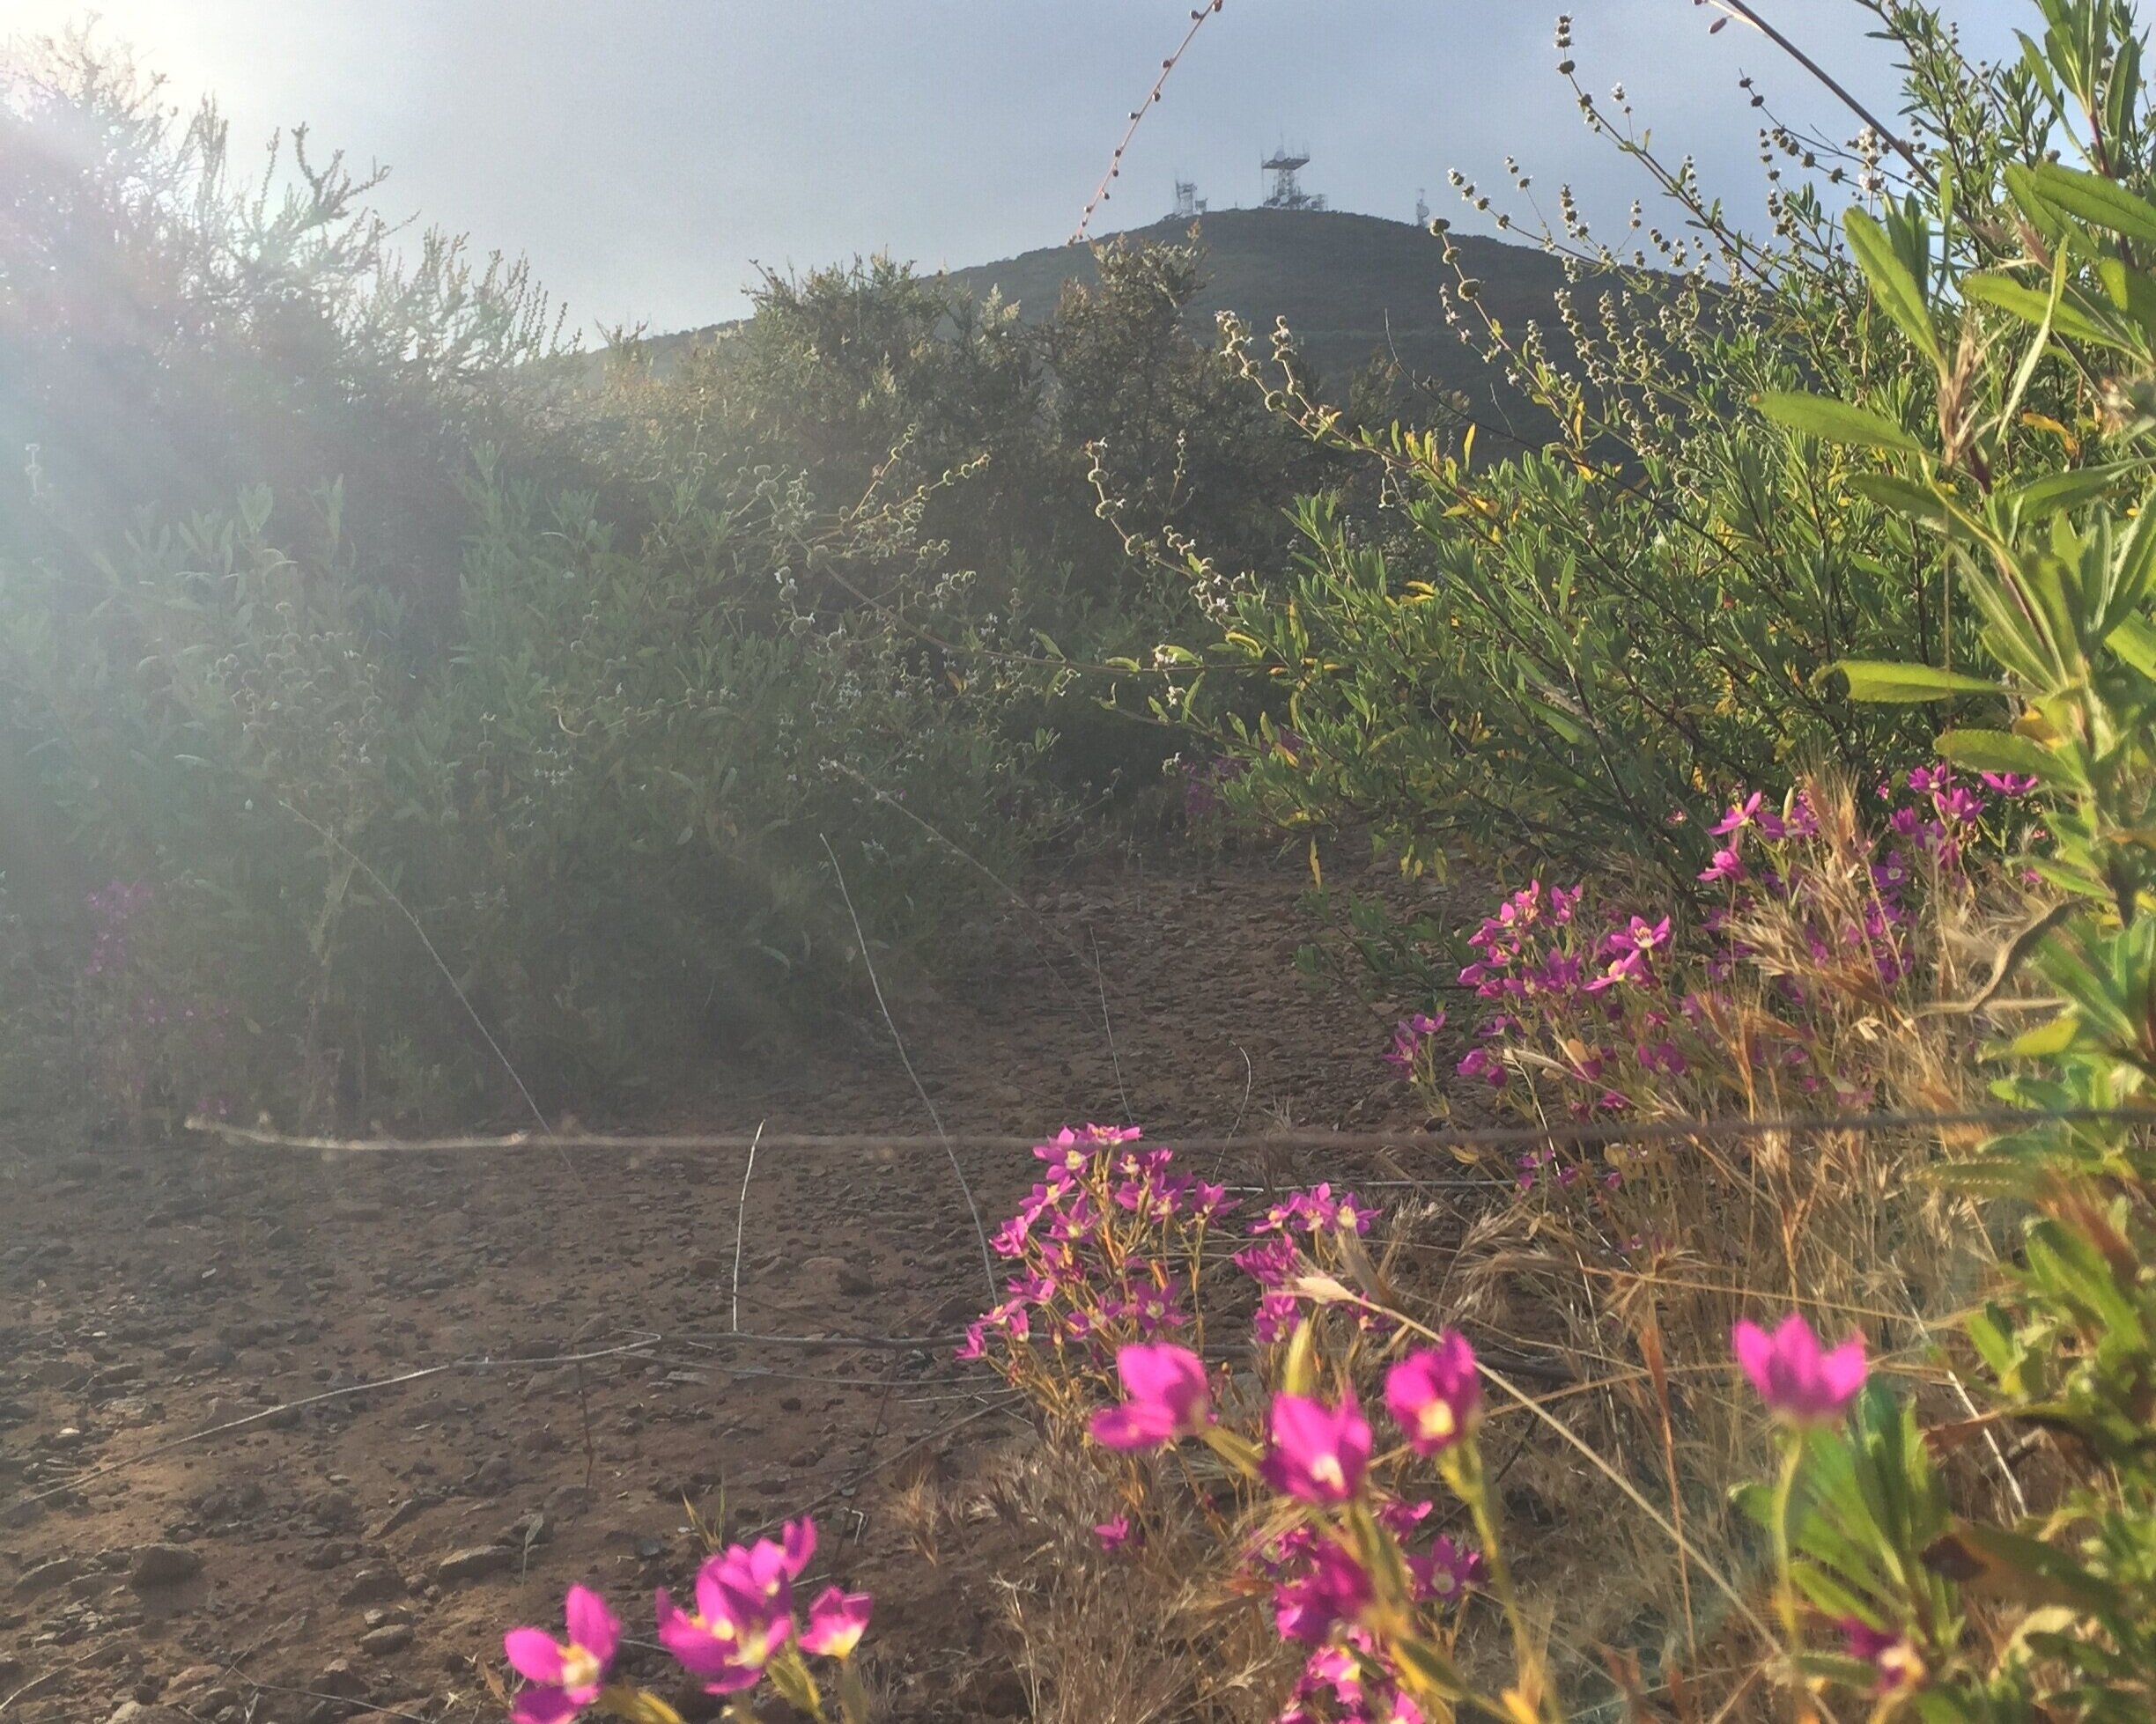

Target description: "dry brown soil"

left=1, top=849, right=1460, bottom=1724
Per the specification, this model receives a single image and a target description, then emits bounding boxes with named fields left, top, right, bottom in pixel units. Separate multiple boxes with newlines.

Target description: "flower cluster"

left=1399, top=771, right=2023, bottom=1191
left=499, top=1521, right=871, bottom=1722
left=1381, top=1011, right=1445, bottom=1085
left=958, top=1124, right=1234, bottom=1383
left=1089, top=1336, right=1492, bottom=1723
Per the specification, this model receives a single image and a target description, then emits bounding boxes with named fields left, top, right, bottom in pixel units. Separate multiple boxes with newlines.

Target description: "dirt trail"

left=0, top=849, right=1459, bottom=1723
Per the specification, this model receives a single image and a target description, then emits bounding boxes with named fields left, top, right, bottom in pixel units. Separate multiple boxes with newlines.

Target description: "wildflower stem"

left=1448, top=1443, right=1547, bottom=1714
left=1769, top=1436, right=1804, bottom=1657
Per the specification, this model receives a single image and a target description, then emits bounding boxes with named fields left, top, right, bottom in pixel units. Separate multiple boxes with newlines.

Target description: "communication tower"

left=1261, top=144, right=1326, bottom=212
left=1415, top=188, right=1430, bottom=227
left=1172, top=178, right=1208, bottom=220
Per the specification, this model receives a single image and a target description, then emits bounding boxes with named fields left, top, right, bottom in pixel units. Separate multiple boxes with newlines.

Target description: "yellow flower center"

left=1311, top=1454, right=1345, bottom=1491
left=1418, top=1402, right=1457, bottom=1443
left=559, top=1645, right=602, bottom=1691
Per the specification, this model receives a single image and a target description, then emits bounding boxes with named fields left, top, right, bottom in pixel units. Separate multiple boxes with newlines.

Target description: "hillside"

left=947, top=207, right=1568, bottom=393
left=636, top=207, right=1574, bottom=401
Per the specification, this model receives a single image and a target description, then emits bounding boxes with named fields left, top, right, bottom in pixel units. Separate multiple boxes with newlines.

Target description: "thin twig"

left=1208, top=1043, right=1257, bottom=1182
left=273, top=799, right=584, bottom=1195
left=1071, top=2, right=1228, bottom=244
left=1702, top=0, right=1934, bottom=186
left=1090, top=924, right=1134, bottom=1125
left=9, top=1341, right=654, bottom=1508
left=820, top=833, right=998, bottom=1306
left=732, top=1118, right=766, bottom=1334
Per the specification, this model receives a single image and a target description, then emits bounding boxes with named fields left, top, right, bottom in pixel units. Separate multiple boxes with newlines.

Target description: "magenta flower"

left=1715, top=792, right=1759, bottom=833
left=1093, top=1514, right=1136, bottom=1552
left=1411, top=1534, right=1485, bottom=1603
left=1090, top=1343, right=1212, bottom=1450
left=1456, top=1046, right=1507, bottom=1087
left=1841, top=1618, right=1925, bottom=1695
left=1584, top=948, right=1646, bottom=994
left=654, top=1521, right=815, bottom=1694
left=1732, top=1314, right=1868, bottom=1424
left=1979, top=771, right=2037, bottom=796
left=1261, top=1391, right=1371, bottom=1503
left=800, top=1587, right=873, bottom=1660
left=504, top=1586, right=619, bottom=1724
left=1273, top=1542, right=1377, bottom=1642
left=1253, top=1291, right=1300, bottom=1344
left=1698, top=845, right=1746, bottom=885
left=1384, top=1334, right=1481, bottom=1455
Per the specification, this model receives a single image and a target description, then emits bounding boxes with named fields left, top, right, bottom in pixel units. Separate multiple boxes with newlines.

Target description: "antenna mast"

left=1261, top=143, right=1325, bottom=212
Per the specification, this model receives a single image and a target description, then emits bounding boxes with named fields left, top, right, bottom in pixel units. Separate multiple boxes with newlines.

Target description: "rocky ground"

left=0, top=847, right=1466, bottom=1723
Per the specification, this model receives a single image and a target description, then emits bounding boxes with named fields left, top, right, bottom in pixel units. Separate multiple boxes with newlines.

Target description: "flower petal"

left=511, top=1688, right=581, bottom=1724
left=503, top=1629, right=566, bottom=1685
left=564, top=1585, right=619, bottom=1666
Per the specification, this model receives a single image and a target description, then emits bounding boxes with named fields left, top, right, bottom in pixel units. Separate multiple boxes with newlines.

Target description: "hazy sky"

left=11, top=3, right=2034, bottom=339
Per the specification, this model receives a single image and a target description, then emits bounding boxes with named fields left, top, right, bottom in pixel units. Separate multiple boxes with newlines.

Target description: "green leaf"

left=1998, top=462, right=2142, bottom=517
left=1935, top=729, right=2056, bottom=780
left=2109, top=612, right=2156, bottom=677
left=1755, top=392, right=1925, bottom=453
left=1961, top=273, right=2121, bottom=349
left=1850, top=473, right=1960, bottom=534
left=2003, top=162, right=2071, bottom=246
left=2029, top=161, right=2156, bottom=247
left=1834, top=660, right=2000, bottom=702
left=1844, top=208, right=1942, bottom=365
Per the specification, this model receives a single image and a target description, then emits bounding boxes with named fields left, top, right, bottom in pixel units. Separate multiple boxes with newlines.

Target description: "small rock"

left=314, top=1657, right=371, bottom=1698
left=368, top=1499, right=426, bottom=1538
left=432, top=1545, right=513, bottom=1584
left=338, top=1566, right=408, bottom=1604
left=467, top=1456, right=512, bottom=1498
left=13, top=1556, right=86, bottom=1598
left=102, top=1706, right=194, bottom=1724
left=127, top=1545, right=202, bottom=1589
left=543, top=1484, right=594, bottom=1516
left=358, top=1623, right=414, bottom=1656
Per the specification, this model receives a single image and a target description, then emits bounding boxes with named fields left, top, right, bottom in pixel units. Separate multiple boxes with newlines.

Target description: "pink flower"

left=1979, top=771, right=2037, bottom=796
left=1709, top=792, right=1763, bottom=836
left=1384, top=1334, right=1481, bottom=1455
left=1089, top=1343, right=1212, bottom=1450
left=1253, top=1291, right=1301, bottom=1344
left=1411, top=1535, right=1485, bottom=1603
left=1093, top=1514, right=1137, bottom=1552
left=1261, top=1391, right=1371, bottom=1503
left=1584, top=948, right=1646, bottom=994
left=1456, top=1046, right=1507, bottom=1087
left=504, top=1586, right=619, bottom=1724
left=1841, top=1618, right=1925, bottom=1696
left=1732, top=1314, right=1867, bottom=1425
left=1273, top=1542, right=1376, bottom=1641
left=800, top=1587, right=873, bottom=1660
left=1698, top=846, right=1746, bottom=885
left=654, top=1521, right=815, bottom=1694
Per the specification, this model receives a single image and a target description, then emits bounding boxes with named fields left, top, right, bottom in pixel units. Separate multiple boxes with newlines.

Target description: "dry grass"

left=1406, top=775, right=2038, bottom=1711
left=917, top=1432, right=1298, bottom=1724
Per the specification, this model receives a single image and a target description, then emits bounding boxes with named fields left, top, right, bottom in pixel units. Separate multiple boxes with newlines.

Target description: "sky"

left=9, top=2, right=2034, bottom=341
